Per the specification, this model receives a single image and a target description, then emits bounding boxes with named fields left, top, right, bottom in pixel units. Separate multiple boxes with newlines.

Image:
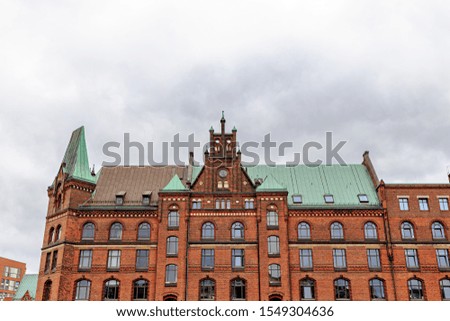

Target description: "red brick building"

left=36, top=115, right=450, bottom=301
left=0, top=257, right=26, bottom=301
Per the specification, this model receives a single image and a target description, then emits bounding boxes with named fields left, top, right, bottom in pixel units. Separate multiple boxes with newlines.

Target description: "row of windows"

left=3, top=266, right=21, bottom=279
left=0, top=279, right=20, bottom=291
left=398, top=197, right=449, bottom=211
left=69, top=277, right=450, bottom=301
left=401, top=221, right=447, bottom=240
left=80, top=222, right=151, bottom=241
left=44, top=250, right=58, bottom=273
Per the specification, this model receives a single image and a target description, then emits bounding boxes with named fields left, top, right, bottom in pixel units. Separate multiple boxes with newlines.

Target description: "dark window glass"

left=75, top=280, right=91, bottom=300
left=439, top=198, right=449, bottom=211
left=168, top=211, right=179, bottom=228
left=408, top=279, right=423, bottom=300
left=136, top=250, right=149, bottom=270
left=231, top=279, right=246, bottom=300
left=202, top=222, right=215, bottom=239
left=165, top=264, right=177, bottom=284
left=298, top=222, right=311, bottom=239
left=82, top=223, right=95, bottom=240
left=399, top=198, right=409, bottom=211
left=436, top=249, right=450, bottom=269
left=364, top=222, right=378, bottom=240
left=267, top=211, right=279, bottom=227
left=432, top=222, right=445, bottom=239
left=166, top=236, right=178, bottom=256
left=79, top=250, right=92, bottom=270
left=48, top=227, right=54, bottom=244
left=200, top=279, right=215, bottom=300
left=55, top=225, right=62, bottom=241
left=333, top=249, right=346, bottom=269
left=369, top=278, right=385, bottom=300
left=334, top=278, right=350, bottom=300
left=418, top=198, right=429, bottom=211
left=232, top=222, right=244, bottom=240
left=401, top=222, right=415, bottom=239
left=300, top=278, right=315, bottom=300
left=104, top=279, right=120, bottom=300
left=232, top=249, right=245, bottom=268
left=331, top=222, right=344, bottom=239
left=268, top=264, right=281, bottom=285
left=133, top=279, right=148, bottom=300
left=300, top=249, right=313, bottom=270
left=107, top=250, right=121, bottom=270
left=42, top=280, right=52, bottom=301
left=202, top=249, right=215, bottom=269
left=367, top=249, right=381, bottom=269
left=268, top=236, right=280, bottom=255
left=109, top=223, right=123, bottom=240
left=405, top=249, right=419, bottom=269
left=138, top=223, right=150, bottom=240
left=44, top=253, right=51, bottom=273
left=51, top=251, right=58, bottom=271
left=440, top=279, right=450, bottom=300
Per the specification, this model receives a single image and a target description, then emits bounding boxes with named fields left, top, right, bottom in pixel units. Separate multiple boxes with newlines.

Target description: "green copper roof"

left=162, top=174, right=188, bottom=191
left=62, top=126, right=96, bottom=184
left=13, top=274, right=38, bottom=300
left=256, top=174, right=287, bottom=192
left=191, top=166, right=203, bottom=183
left=246, top=164, right=380, bottom=207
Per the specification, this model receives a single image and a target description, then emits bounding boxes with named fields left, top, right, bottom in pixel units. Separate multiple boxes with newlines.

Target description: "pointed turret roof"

left=61, top=126, right=96, bottom=184
left=256, top=174, right=287, bottom=192
left=161, top=174, right=189, bottom=191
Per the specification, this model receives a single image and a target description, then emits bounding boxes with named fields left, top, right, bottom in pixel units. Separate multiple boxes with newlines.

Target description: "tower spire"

left=220, top=110, right=225, bottom=134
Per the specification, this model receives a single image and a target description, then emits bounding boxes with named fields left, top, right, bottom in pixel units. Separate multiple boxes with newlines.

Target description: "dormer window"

left=142, top=192, right=152, bottom=206
left=358, top=194, right=369, bottom=203
left=324, top=195, right=334, bottom=204
left=292, top=195, right=303, bottom=204
left=116, top=191, right=126, bottom=205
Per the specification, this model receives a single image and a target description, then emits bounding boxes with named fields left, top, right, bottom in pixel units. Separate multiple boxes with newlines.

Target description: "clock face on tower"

left=218, top=169, right=228, bottom=178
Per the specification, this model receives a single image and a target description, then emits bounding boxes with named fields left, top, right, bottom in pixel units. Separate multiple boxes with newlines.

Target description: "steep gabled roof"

left=13, top=274, right=38, bottom=301
left=62, top=126, right=96, bottom=184
left=256, top=174, right=287, bottom=192
left=162, top=174, right=189, bottom=191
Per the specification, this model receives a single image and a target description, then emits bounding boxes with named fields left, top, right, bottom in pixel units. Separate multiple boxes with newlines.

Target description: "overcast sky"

left=1, top=1, right=450, bottom=273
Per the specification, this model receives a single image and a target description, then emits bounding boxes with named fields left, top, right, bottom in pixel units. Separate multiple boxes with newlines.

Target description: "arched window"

left=331, top=222, right=344, bottom=239
left=369, top=278, right=385, bottom=300
left=55, top=225, right=62, bottom=241
left=133, top=279, right=148, bottom=300
left=168, top=211, right=179, bottom=228
left=267, top=210, right=278, bottom=228
left=163, top=294, right=177, bottom=301
left=165, top=264, right=178, bottom=285
left=231, top=278, right=246, bottom=300
left=408, top=278, right=424, bottom=300
left=82, top=223, right=95, bottom=240
left=109, top=223, right=123, bottom=240
left=298, top=222, right=311, bottom=240
left=268, top=236, right=280, bottom=255
left=334, top=278, right=350, bottom=300
left=364, top=222, right=378, bottom=240
left=200, top=279, right=215, bottom=300
left=231, top=222, right=244, bottom=240
left=432, top=222, right=445, bottom=239
left=401, top=222, right=415, bottom=239
left=166, top=236, right=178, bottom=256
left=300, top=278, right=315, bottom=300
left=75, top=280, right=91, bottom=301
left=268, top=264, right=281, bottom=285
left=48, top=227, right=55, bottom=244
left=440, top=279, right=450, bottom=300
left=104, top=279, right=120, bottom=300
left=138, top=222, right=151, bottom=240
left=202, top=222, right=215, bottom=240
left=42, top=280, right=52, bottom=301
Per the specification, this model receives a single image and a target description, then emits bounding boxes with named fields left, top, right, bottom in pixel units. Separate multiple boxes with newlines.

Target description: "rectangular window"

left=292, top=195, right=303, bottom=204
left=3, top=267, right=8, bottom=277
left=437, top=249, right=450, bottom=269
left=192, top=200, right=202, bottom=209
left=418, top=198, right=429, bottom=211
left=201, top=249, right=215, bottom=270
left=358, top=194, right=369, bottom=203
left=51, top=251, right=58, bottom=271
left=405, top=249, right=419, bottom=269
left=44, top=252, right=51, bottom=273
left=142, top=194, right=150, bottom=206
left=78, top=250, right=92, bottom=270
left=324, top=195, right=334, bottom=204
left=439, top=198, right=449, bottom=211
left=232, top=249, right=245, bottom=269
left=333, top=249, right=346, bottom=270
left=245, top=200, right=254, bottom=209
left=300, top=249, right=313, bottom=270
left=136, top=250, right=149, bottom=270
left=367, top=249, right=381, bottom=270
left=399, top=198, right=409, bottom=211
left=115, top=196, right=124, bottom=205
left=107, top=250, right=121, bottom=271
